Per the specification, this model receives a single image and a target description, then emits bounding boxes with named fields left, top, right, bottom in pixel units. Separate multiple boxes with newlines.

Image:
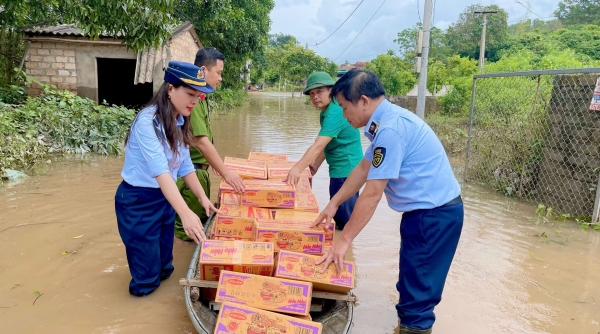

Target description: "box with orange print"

left=248, top=152, right=289, bottom=163
left=215, top=270, right=312, bottom=316
left=223, top=157, right=268, bottom=180
left=254, top=220, right=325, bottom=255
left=198, top=240, right=274, bottom=281
left=214, top=302, right=322, bottom=334
left=275, top=251, right=355, bottom=294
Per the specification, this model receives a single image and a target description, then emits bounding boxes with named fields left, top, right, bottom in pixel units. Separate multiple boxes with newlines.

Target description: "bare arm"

left=309, top=150, right=326, bottom=176
left=285, top=136, right=332, bottom=184
left=155, top=173, right=206, bottom=243
left=195, top=136, right=244, bottom=192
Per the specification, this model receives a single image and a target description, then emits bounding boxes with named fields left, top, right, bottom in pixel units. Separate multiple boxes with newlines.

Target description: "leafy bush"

left=0, top=84, right=135, bottom=178
left=209, top=88, right=247, bottom=110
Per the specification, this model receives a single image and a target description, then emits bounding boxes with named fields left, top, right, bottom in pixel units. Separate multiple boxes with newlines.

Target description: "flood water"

left=1, top=92, right=599, bottom=334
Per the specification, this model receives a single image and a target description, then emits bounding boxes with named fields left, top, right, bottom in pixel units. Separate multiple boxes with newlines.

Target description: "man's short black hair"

left=194, top=47, right=225, bottom=68
left=330, top=68, right=386, bottom=104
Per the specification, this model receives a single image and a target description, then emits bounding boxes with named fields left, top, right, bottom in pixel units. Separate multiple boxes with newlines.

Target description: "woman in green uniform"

left=285, top=72, right=363, bottom=230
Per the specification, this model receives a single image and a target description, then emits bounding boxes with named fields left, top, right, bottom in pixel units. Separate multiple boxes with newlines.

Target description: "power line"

left=514, top=0, right=544, bottom=20
left=311, top=0, right=365, bottom=46
left=334, top=0, right=388, bottom=61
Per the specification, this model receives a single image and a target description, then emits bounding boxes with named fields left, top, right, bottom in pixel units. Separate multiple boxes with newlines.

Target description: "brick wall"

left=25, top=41, right=77, bottom=95
left=169, top=31, right=199, bottom=63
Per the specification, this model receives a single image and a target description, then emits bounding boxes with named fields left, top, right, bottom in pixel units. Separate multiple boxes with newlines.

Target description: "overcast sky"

left=270, top=0, right=562, bottom=64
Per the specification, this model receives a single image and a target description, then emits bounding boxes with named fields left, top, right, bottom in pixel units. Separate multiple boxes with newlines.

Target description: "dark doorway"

left=97, top=58, right=153, bottom=109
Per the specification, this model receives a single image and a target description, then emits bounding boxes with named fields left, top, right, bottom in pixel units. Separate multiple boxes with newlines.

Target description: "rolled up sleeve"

left=178, top=148, right=195, bottom=177
left=367, top=128, right=405, bottom=180
left=132, top=115, right=170, bottom=178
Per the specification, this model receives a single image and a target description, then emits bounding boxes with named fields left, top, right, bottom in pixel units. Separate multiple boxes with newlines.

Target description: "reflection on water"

left=0, top=92, right=598, bottom=334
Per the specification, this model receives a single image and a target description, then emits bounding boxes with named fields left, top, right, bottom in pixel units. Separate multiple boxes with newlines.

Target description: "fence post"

left=593, top=174, right=600, bottom=223
left=463, top=77, right=477, bottom=182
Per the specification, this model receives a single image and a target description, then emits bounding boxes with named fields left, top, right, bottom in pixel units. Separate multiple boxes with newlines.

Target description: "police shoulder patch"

left=372, top=147, right=386, bottom=168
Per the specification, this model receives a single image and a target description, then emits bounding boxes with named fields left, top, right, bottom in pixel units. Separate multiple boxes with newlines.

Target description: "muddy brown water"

left=0, top=92, right=598, bottom=334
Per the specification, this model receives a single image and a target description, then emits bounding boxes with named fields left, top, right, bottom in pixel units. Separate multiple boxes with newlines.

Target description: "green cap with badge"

left=303, top=71, right=336, bottom=95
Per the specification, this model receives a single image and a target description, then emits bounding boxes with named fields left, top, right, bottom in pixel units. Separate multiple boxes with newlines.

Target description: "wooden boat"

left=182, top=213, right=355, bottom=334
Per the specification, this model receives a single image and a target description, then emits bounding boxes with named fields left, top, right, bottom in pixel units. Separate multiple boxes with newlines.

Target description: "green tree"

left=269, top=34, right=297, bottom=48
left=1, top=0, right=178, bottom=50
left=555, top=0, right=600, bottom=25
left=365, top=51, right=417, bottom=95
left=176, top=0, right=275, bottom=89
left=445, top=5, right=509, bottom=62
left=394, top=23, right=449, bottom=62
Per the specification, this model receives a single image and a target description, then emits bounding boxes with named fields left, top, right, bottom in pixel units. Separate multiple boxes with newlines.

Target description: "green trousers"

left=174, top=169, right=211, bottom=241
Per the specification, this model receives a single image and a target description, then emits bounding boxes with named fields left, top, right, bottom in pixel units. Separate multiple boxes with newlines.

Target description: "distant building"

left=23, top=22, right=202, bottom=108
left=337, top=61, right=366, bottom=77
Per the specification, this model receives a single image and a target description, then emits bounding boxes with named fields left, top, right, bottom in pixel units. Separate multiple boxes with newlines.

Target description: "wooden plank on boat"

left=179, top=278, right=358, bottom=303
left=208, top=300, right=324, bottom=312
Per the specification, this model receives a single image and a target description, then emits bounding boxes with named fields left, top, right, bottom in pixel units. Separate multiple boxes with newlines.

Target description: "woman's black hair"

left=125, top=81, right=195, bottom=156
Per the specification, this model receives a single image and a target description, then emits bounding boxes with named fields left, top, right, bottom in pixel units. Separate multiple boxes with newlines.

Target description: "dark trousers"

left=396, top=201, right=464, bottom=330
left=329, top=177, right=359, bottom=230
left=115, top=181, right=176, bottom=296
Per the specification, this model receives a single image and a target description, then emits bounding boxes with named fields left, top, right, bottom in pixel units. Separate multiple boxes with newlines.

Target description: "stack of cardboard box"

left=205, top=152, right=356, bottom=334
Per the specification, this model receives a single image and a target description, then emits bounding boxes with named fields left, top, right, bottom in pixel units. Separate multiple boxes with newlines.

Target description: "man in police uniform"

left=313, top=69, right=463, bottom=334
left=174, top=47, right=244, bottom=241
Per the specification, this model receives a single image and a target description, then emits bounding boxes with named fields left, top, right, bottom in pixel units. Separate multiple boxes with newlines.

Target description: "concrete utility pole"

left=475, top=10, right=497, bottom=73
left=415, top=0, right=433, bottom=120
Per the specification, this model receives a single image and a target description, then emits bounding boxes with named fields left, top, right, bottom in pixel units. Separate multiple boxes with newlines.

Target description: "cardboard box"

left=296, top=177, right=312, bottom=193
left=268, top=161, right=311, bottom=180
left=220, top=192, right=241, bottom=206
left=216, top=271, right=312, bottom=315
left=242, top=182, right=296, bottom=209
left=224, top=157, right=268, bottom=180
left=215, top=302, right=322, bottom=334
left=323, top=240, right=333, bottom=253
left=295, top=193, right=320, bottom=213
left=214, top=236, right=251, bottom=241
left=264, top=213, right=334, bottom=241
left=214, top=215, right=256, bottom=239
left=254, top=220, right=324, bottom=254
left=199, top=240, right=275, bottom=281
left=292, top=314, right=313, bottom=321
left=248, top=152, right=288, bottom=163
left=275, top=251, right=355, bottom=294
left=219, top=204, right=273, bottom=219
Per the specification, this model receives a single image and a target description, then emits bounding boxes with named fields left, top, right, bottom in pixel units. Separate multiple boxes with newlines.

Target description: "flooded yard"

left=0, top=92, right=598, bottom=333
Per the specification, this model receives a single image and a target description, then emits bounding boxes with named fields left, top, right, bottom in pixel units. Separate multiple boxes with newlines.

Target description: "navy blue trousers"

left=329, top=177, right=359, bottom=230
left=115, top=181, right=175, bottom=296
left=396, top=201, right=463, bottom=330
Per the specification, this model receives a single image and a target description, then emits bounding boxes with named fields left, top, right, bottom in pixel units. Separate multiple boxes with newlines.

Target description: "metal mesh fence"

left=464, top=69, right=600, bottom=222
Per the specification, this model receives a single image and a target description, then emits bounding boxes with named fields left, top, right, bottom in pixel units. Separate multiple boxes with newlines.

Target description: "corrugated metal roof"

left=23, top=21, right=194, bottom=40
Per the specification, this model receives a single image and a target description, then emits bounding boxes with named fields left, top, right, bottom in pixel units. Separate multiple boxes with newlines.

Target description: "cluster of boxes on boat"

left=204, top=152, right=355, bottom=334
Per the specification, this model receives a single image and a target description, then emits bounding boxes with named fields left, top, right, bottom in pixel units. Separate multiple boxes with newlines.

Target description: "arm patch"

left=372, top=147, right=386, bottom=168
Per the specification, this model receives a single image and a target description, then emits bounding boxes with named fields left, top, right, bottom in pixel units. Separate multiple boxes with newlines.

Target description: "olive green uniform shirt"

left=189, top=99, right=212, bottom=165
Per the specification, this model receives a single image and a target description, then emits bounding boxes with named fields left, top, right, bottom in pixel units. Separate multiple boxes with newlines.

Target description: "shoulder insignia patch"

left=372, top=147, right=386, bottom=168
left=367, top=120, right=379, bottom=137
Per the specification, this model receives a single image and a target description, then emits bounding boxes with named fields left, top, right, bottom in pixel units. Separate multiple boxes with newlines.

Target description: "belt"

left=441, top=195, right=462, bottom=207
left=193, top=163, right=210, bottom=170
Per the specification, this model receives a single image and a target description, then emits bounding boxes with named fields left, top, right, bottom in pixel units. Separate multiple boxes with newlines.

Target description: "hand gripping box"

left=271, top=211, right=334, bottom=241
left=267, top=161, right=312, bottom=180
left=214, top=215, right=256, bottom=239
left=215, top=302, right=322, bottom=334
left=275, top=251, right=355, bottom=294
left=215, top=270, right=312, bottom=315
left=254, top=220, right=324, bottom=255
left=224, top=157, right=268, bottom=180
left=248, top=152, right=289, bottom=163
left=198, top=240, right=274, bottom=281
